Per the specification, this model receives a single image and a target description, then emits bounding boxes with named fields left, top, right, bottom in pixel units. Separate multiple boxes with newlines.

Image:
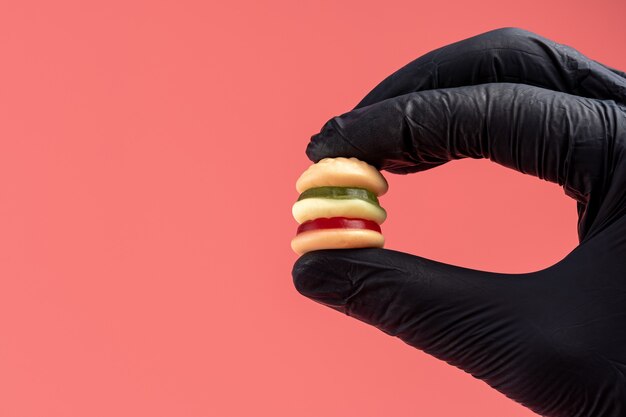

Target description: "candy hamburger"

left=291, top=157, right=388, bottom=255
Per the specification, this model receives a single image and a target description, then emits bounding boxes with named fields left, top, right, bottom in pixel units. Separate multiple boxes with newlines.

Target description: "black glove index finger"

left=352, top=27, right=626, bottom=110
left=307, top=83, right=626, bottom=242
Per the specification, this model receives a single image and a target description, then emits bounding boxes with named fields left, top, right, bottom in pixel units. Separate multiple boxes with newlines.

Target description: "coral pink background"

left=0, top=0, right=624, bottom=416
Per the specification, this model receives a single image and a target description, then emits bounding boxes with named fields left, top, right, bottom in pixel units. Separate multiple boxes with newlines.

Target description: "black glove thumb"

left=293, top=246, right=626, bottom=416
left=293, top=248, right=524, bottom=356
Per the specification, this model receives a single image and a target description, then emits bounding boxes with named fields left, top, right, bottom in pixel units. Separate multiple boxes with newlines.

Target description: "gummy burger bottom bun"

left=291, top=228, right=385, bottom=255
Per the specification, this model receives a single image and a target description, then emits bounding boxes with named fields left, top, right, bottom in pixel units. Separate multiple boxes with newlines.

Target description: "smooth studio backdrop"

left=1, top=0, right=625, bottom=416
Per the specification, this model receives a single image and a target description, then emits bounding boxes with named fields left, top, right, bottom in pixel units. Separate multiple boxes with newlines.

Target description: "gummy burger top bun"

left=296, top=157, right=388, bottom=196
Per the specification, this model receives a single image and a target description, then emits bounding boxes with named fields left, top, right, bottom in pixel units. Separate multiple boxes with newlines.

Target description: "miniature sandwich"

left=291, top=157, right=388, bottom=255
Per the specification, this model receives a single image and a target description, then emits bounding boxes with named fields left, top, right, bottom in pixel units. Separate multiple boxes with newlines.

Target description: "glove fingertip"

left=306, top=116, right=351, bottom=163
left=305, top=133, right=326, bottom=163
left=292, top=250, right=355, bottom=307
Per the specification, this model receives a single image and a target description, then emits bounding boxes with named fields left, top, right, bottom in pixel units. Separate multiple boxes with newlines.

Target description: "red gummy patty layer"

left=296, top=217, right=381, bottom=235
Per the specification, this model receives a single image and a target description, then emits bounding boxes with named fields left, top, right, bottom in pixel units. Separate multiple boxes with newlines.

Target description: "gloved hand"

left=292, top=27, right=626, bottom=417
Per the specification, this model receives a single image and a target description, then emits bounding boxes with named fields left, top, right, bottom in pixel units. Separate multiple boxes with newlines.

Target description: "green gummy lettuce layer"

left=297, top=186, right=380, bottom=206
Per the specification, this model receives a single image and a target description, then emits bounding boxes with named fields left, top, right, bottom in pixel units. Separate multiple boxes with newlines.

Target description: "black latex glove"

left=292, top=27, right=626, bottom=416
